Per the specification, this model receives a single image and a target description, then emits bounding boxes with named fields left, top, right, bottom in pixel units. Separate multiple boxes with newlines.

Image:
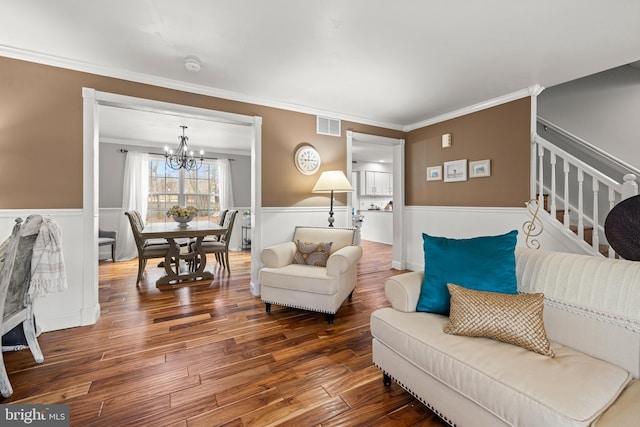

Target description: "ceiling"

left=2, top=1, right=639, bottom=159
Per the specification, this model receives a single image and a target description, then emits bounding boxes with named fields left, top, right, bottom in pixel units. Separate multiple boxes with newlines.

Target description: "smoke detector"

left=184, top=56, right=201, bottom=72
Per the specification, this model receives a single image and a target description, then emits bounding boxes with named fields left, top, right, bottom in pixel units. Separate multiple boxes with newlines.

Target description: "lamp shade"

left=312, top=171, right=354, bottom=193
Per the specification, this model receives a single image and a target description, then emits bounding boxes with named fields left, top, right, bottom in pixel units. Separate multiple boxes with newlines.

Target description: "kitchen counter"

left=358, top=210, right=393, bottom=244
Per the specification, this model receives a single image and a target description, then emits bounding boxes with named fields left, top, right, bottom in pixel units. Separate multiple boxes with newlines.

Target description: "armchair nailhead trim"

left=261, top=299, right=336, bottom=315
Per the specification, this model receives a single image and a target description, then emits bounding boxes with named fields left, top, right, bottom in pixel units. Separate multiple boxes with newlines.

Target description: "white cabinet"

left=360, top=171, right=392, bottom=196
left=361, top=171, right=376, bottom=195
left=379, top=172, right=392, bottom=196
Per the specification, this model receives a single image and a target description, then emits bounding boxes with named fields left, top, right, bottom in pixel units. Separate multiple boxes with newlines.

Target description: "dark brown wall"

left=405, top=98, right=531, bottom=207
left=0, top=56, right=402, bottom=209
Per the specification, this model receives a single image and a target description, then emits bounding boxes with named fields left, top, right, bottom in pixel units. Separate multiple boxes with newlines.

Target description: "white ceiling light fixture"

left=184, top=56, right=201, bottom=72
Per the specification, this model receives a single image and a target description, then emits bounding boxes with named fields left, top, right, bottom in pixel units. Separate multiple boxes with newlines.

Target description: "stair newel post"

left=592, top=178, right=599, bottom=250
left=621, top=174, right=638, bottom=201
left=563, top=159, right=570, bottom=229
left=550, top=152, right=557, bottom=218
left=577, top=169, right=585, bottom=240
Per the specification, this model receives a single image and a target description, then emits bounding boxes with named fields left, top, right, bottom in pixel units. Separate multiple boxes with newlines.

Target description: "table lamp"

left=312, top=170, right=354, bottom=227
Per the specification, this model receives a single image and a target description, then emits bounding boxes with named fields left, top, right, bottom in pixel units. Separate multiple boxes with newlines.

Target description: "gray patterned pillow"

left=292, top=241, right=332, bottom=267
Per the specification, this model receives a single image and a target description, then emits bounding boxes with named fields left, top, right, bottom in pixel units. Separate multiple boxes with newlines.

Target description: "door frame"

left=82, top=89, right=263, bottom=320
left=347, top=131, right=406, bottom=269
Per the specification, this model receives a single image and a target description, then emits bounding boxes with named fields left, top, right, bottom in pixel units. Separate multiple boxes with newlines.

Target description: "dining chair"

left=124, top=211, right=171, bottom=285
left=202, top=209, right=228, bottom=244
left=98, top=228, right=117, bottom=262
left=0, top=216, right=46, bottom=398
left=191, top=210, right=238, bottom=274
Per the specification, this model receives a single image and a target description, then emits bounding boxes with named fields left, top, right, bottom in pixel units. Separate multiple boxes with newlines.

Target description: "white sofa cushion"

left=371, top=307, right=632, bottom=427
left=260, top=264, right=337, bottom=295
left=593, top=380, right=640, bottom=426
left=516, top=248, right=640, bottom=377
left=516, top=248, right=640, bottom=326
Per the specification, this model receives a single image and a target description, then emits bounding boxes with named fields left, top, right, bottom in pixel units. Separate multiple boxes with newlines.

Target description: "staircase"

left=532, top=119, right=639, bottom=257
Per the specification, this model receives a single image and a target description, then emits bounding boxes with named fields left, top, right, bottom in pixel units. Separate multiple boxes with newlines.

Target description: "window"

left=147, top=156, right=220, bottom=223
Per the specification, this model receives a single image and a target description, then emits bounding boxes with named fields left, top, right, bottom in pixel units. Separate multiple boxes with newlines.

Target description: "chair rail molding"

left=402, top=205, right=589, bottom=271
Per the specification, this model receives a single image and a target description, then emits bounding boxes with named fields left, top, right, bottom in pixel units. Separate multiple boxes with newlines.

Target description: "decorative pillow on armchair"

left=416, top=230, right=518, bottom=314
left=292, top=241, right=332, bottom=267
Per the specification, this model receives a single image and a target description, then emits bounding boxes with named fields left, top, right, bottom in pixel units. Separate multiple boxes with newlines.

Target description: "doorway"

left=347, top=131, right=405, bottom=270
left=83, top=90, right=264, bottom=316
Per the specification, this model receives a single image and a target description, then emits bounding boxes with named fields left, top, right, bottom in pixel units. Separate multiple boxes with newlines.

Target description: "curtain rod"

left=118, top=148, right=235, bottom=161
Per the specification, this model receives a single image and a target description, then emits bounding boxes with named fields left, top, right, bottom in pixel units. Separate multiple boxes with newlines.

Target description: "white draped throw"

left=29, top=215, right=68, bottom=297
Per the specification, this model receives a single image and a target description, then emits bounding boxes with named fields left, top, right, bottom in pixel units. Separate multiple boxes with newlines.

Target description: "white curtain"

left=217, top=158, right=234, bottom=212
left=115, top=151, right=149, bottom=261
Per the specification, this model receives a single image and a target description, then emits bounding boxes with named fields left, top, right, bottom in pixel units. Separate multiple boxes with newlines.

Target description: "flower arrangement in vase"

left=167, top=205, right=198, bottom=226
left=243, top=210, right=251, bottom=227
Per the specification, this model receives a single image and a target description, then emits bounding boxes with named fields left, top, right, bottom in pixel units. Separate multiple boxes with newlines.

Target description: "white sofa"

left=259, top=226, right=362, bottom=323
left=371, top=248, right=640, bottom=427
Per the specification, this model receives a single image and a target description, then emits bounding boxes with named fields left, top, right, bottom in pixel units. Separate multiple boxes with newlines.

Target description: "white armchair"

left=259, top=226, right=362, bottom=324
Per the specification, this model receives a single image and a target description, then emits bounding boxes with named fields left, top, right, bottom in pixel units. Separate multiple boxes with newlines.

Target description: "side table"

left=242, top=225, right=251, bottom=250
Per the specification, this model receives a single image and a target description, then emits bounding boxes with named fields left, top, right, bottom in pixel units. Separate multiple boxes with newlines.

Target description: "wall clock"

left=294, top=145, right=321, bottom=175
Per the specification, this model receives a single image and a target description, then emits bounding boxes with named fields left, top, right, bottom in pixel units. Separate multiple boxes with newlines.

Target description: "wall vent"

left=317, top=116, right=341, bottom=137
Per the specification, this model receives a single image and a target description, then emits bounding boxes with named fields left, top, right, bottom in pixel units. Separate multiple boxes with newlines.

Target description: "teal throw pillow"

left=416, top=230, right=518, bottom=314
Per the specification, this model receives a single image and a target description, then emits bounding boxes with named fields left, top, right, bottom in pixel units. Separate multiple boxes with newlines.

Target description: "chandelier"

left=164, top=125, right=204, bottom=171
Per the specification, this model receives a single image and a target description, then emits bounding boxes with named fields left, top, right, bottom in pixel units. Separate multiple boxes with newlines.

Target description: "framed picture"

left=443, top=159, right=467, bottom=182
left=426, top=165, right=442, bottom=181
left=469, top=159, right=491, bottom=178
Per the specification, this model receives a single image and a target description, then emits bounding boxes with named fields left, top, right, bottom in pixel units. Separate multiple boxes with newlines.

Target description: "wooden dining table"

left=141, top=220, right=227, bottom=285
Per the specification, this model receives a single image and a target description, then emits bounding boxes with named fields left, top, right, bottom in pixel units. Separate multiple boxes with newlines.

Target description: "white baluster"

left=577, top=169, right=584, bottom=240
left=531, top=140, right=538, bottom=199
left=538, top=144, right=545, bottom=209
left=550, top=153, right=557, bottom=218
left=592, top=178, right=599, bottom=250
left=608, top=187, right=616, bottom=258
left=563, top=159, right=570, bottom=228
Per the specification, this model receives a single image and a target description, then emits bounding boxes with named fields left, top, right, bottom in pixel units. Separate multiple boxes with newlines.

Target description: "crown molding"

left=0, top=45, right=405, bottom=131
left=403, top=87, right=538, bottom=132
left=2, top=45, right=545, bottom=134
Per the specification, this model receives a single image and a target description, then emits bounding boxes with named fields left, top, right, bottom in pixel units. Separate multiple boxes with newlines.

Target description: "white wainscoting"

left=258, top=206, right=351, bottom=249
left=403, top=206, right=591, bottom=272
left=0, top=209, right=99, bottom=333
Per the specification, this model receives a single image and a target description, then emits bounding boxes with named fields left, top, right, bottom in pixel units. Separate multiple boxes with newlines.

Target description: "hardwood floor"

left=1, top=240, right=447, bottom=426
